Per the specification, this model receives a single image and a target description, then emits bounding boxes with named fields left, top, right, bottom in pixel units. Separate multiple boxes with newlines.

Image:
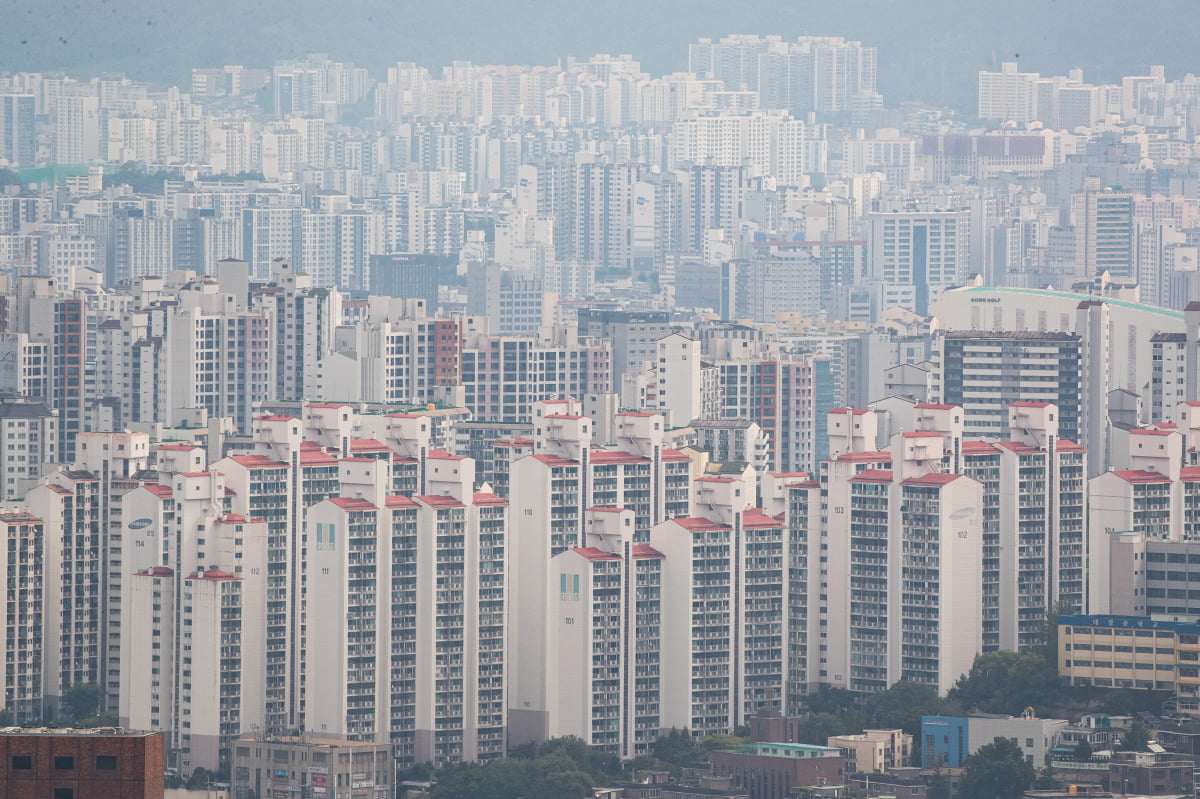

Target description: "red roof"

left=385, top=495, right=420, bottom=509
left=417, top=494, right=466, bottom=509
left=902, top=431, right=942, bottom=438
left=532, top=453, right=578, bottom=466
left=1011, top=401, right=1051, bottom=408
left=350, top=438, right=389, bottom=451
left=915, top=403, right=958, bottom=410
left=672, top=517, right=729, bottom=532
left=328, top=497, right=377, bottom=510
left=1132, top=428, right=1174, bottom=436
left=1180, top=467, right=1200, bottom=482
left=573, top=546, right=621, bottom=562
left=188, top=569, right=240, bottom=581
left=695, top=476, right=735, bottom=483
left=256, top=415, right=297, bottom=423
left=299, top=450, right=338, bottom=466
left=137, top=566, right=174, bottom=577
left=829, top=408, right=869, bottom=415
left=743, top=509, right=783, bottom=528
left=306, top=402, right=350, bottom=409
left=1056, top=440, right=1086, bottom=452
left=144, top=484, right=173, bottom=498
left=428, top=448, right=466, bottom=460
left=661, top=449, right=692, bottom=462
left=834, top=451, right=891, bottom=463
left=590, top=450, right=649, bottom=465
left=1112, top=470, right=1172, bottom=484
left=586, top=506, right=628, bottom=513
left=851, top=469, right=893, bottom=484
left=902, top=473, right=962, bottom=487
left=473, top=492, right=507, bottom=506
left=227, top=455, right=288, bottom=469
left=996, top=441, right=1039, bottom=453
left=962, top=441, right=999, bottom=454
left=632, top=544, right=665, bottom=559
left=179, top=471, right=212, bottom=478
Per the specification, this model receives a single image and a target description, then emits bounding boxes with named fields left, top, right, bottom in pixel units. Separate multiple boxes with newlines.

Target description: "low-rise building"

left=922, top=714, right=1068, bottom=769
left=1058, top=615, right=1200, bottom=695
left=826, top=729, right=912, bottom=772
left=231, top=735, right=391, bottom=799
left=708, top=743, right=846, bottom=799
left=0, top=727, right=165, bottom=799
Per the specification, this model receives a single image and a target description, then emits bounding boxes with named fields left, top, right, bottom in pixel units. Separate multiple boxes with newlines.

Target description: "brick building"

left=0, top=727, right=164, bottom=799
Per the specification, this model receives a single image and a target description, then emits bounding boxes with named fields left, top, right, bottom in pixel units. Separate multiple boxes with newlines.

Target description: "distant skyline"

left=2, top=0, right=1198, bottom=111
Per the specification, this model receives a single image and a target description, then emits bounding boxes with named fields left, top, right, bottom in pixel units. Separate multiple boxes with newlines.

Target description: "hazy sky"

left=3, top=0, right=1198, bottom=110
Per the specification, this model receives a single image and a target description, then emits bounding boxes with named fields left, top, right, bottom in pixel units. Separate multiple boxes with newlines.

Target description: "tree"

left=864, top=680, right=947, bottom=735
left=1073, top=738, right=1092, bottom=762
left=1042, top=598, right=1078, bottom=662
left=958, top=737, right=1035, bottom=799
left=806, top=686, right=857, bottom=715
left=652, top=728, right=698, bottom=766
left=1032, top=766, right=1058, bottom=790
left=947, top=650, right=1057, bottom=716
left=928, top=772, right=952, bottom=799
left=61, top=683, right=103, bottom=723
left=1119, top=722, right=1151, bottom=752
left=186, top=767, right=213, bottom=790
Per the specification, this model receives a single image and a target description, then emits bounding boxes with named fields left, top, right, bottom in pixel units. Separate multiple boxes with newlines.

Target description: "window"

left=96, top=755, right=117, bottom=771
left=11, top=755, right=31, bottom=770
left=54, top=790, right=73, bottom=799
left=55, top=756, right=75, bottom=770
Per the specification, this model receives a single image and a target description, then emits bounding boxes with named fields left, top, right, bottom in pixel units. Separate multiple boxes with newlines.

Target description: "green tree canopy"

left=1119, top=722, right=1151, bottom=752
left=947, top=650, right=1058, bottom=715
left=958, top=736, right=1035, bottom=799
left=1073, top=738, right=1092, bottom=762
left=61, top=683, right=103, bottom=723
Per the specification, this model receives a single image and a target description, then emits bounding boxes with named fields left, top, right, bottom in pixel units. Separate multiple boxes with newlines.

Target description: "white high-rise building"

left=978, top=62, right=1040, bottom=123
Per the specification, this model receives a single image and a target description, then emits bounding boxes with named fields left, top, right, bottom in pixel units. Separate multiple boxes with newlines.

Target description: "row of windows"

left=10, top=754, right=118, bottom=771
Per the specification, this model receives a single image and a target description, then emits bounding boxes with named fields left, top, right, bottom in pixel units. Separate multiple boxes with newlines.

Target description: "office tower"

left=1073, top=180, right=1135, bottom=280
left=937, top=331, right=1084, bottom=444
left=868, top=210, right=971, bottom=316
left=0, top=94, right=36, bottom=166
left=0, top=512, right=43, bottom=722
left=369, top=253, right=446, bottom=310
left=978, top=62, right=1040, bottom=123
